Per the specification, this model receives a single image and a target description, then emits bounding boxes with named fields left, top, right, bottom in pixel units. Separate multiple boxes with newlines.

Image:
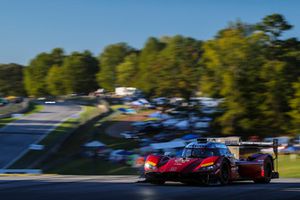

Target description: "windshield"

left=182, top=148, right=220, bottom=158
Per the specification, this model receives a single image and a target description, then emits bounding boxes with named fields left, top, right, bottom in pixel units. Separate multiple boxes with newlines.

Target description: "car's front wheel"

left=219, top=161, right=230, bottom=185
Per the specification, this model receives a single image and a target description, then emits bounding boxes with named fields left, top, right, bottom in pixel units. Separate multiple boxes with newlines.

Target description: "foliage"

left=289, top=80, right=300, bottom=134
left=24, top=48, right=65, bottom=97
left=136, top=37, right=165, bottom=95
left=96, top=43, right=133, bottom=91
left=0, top=63, right=26, bottom=96
left=2, top=13, right=300, bottom=136
left=116, top=53, right=139, bottom=87
left=63, top=51, right=99, bottom=94
left=257, top=14, right=293, bottom=40
left=46, top=65, right=66, bottom=96
left=154, top=35, right=202, bottom=99
left=199, top=15, right=300, bottom=136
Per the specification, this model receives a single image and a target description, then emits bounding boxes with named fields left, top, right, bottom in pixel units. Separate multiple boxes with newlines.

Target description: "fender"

left=248, top=153, right=274, bottom=170
left=193, top=156, right=220, bottom=171
left=145, top=155, right=169, bottom=171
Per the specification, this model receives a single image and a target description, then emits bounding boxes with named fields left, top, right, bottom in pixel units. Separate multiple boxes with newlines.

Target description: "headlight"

left=199, top=165, right=215, bottom=171
left=197, top=162, right=216, bottom=171
left=201, top=162, right=214, bottom=167
left=145, top=162, right=157, bottom=170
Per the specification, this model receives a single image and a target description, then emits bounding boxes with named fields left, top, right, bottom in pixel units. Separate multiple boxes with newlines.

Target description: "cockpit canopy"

left=182, top=142, right=232, bottom=158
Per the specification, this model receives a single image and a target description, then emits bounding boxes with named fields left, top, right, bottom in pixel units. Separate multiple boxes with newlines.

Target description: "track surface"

left=0, top=175, right=299, bottom=200
left=0, top=103, right=81, bottom=168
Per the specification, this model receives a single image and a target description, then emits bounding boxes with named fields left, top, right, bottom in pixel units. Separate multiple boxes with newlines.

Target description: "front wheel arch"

left=218, top=160, right=231, bottom=185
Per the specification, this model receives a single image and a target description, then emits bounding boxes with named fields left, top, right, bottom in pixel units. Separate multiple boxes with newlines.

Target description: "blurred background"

left=0, top=0, right=299, bottom=179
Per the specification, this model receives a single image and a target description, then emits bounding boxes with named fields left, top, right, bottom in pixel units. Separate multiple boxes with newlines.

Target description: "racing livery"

left=144, top=138, right=279, bottom=185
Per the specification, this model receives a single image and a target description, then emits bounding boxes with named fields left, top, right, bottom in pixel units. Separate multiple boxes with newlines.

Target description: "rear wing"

left=196, top=137, right=278, bottom=159
left=226, top=139, right=279, bottom=172
left=225, top=139, right=278, bottom=157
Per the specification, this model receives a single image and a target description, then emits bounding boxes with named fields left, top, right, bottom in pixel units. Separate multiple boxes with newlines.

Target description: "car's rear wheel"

left=253, top=157, right=272, bottom=184
left=219, top=161, right=230, bottom=185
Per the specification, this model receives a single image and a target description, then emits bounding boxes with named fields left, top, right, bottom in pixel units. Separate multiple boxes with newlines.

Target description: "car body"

left=144, top=138, right=279, bottom=185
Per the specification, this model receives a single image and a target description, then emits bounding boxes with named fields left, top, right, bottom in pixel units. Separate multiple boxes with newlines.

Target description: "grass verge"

left=24, top=102, right=44, bottom=115
left=9, top=105, right=104, bottom=169
left=41, top=106, right=141, bottom=175
left=0, top=102, right=44, bottom=128
left=278, top=154, right=300, bottom=178
left=0, top=117, right=15, bottom=128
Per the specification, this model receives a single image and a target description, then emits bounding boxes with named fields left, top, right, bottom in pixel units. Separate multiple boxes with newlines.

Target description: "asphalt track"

left=0, top=103, right=81, bottom=168
left=0, top=175, right=299, bottom=200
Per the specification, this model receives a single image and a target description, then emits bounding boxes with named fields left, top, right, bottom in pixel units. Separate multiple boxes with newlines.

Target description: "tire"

left=219, top=161, right=230, bottom=185
left=253, top=157, right=272, bottom=184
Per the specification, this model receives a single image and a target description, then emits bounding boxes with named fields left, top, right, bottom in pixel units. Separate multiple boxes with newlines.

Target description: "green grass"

left=0, top=102, right=44, bottom=128
left=94, top=121, right=139, bottom=150
left=40, top=108, right=141, bottom=174
left=278, top=155, right=300, bottom=178
left=9, top=105, right=104, bottom=169
left=24, top=102, right=44, bottom=116
left=0, top=101, right=43, bottom=116
left=110, top=104, right=129, bottom=110
left=40, top=118, right=79, bottom=146
left=0, top=104, right=23, bottom=115
left=0, top=117, right=15, bottom=128
left=91, top=111, right=140, bottom=150
left=10, top=118, right=79, bottom=169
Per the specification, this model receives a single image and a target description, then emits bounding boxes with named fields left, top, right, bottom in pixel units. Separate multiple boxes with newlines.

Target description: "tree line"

left=0, top=13, right=299, bottom=136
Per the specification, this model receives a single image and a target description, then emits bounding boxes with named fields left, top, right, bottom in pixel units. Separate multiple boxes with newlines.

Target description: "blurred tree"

left=63, top=51, right=99, bottom=94
left=257, top=13, right=293, bottom=40
left=97, top=43, right=133, bottom=91
left=257, top=14, right=300, bottom=135
left=46, top=65, right=66, bottom=96
left=24, top=48, right=65, bottom=96
left=200, top=26, right=267, bottom=135
left=259, top=61, right=290, bottom=134
left=0, top=63, right=26, bottom=96
left=116, top=53, right=139, bottom=87
left=154, top=35, right=202, bottom=99
left=6, top=13, right=300, bottom=137
left=137, top=37, right=165, bottom=95
left=289, top=80, right=300, bottom=134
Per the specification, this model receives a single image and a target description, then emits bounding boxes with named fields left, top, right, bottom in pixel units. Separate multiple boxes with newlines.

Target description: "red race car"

left=144, top=138, right=279, bottom=185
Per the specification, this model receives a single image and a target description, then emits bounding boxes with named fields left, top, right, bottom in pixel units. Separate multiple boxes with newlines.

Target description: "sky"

left=0, top=0, right=299, bottom=65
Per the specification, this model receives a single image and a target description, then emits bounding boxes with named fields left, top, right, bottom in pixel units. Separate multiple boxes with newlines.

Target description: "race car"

left=144, top=138, right=279, bottom=185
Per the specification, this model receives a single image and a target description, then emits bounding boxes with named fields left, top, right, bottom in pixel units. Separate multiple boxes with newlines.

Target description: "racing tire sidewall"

left=219, top=161, right=230, bottom=185
left=254, top=157, right=272, bottom=184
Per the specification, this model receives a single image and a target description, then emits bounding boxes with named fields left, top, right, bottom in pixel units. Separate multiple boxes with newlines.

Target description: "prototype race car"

left=144, top=138, right=279, bottom=185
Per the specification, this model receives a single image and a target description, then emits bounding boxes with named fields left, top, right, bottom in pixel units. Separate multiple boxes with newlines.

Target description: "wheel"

left=219, top=161, right=230, bottom=185
left=253, top=157, right=272, bottom=184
